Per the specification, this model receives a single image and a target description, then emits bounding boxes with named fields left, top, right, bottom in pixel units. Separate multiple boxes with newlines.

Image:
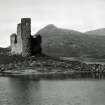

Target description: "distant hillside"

left=85, top=28, right=105, bottom=36
left=0, top=47, right=12, bottom=64
left=36, top=24, right=105, bottom=59
left=0, top=47, right=10, bottom=55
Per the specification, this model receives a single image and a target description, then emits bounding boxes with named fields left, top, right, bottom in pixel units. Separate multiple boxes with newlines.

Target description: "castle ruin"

left=10, top=18, right=42, bottom=56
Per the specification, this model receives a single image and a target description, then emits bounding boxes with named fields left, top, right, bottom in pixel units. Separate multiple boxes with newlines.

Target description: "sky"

left=0, top=0, right=105, bottom=47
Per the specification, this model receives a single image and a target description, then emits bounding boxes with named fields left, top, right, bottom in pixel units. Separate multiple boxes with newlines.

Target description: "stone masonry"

left=10, top=18, right=42, bottom=56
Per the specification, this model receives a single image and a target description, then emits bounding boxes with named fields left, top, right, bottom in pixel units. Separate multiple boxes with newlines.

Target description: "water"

left=0, top=76, right=105, bottom=105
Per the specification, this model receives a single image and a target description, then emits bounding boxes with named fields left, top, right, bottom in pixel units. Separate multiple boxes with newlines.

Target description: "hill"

left=85, top=28, right=105, bottom=36
left=36, top=24, right=105, bottom=59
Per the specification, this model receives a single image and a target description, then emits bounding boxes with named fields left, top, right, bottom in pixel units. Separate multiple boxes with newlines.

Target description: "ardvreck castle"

left=10, top=18, right=42, bottom=57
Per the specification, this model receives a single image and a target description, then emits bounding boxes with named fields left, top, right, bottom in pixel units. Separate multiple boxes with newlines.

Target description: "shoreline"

left=0, top=70, right=105, bottom=80
left=0, top=55, right=105, bottom=79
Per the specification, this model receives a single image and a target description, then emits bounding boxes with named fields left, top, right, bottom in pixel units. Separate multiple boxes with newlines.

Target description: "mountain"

left=36, top=24, right=105, bottom=59
left=85, top=28, right=105, bottom=36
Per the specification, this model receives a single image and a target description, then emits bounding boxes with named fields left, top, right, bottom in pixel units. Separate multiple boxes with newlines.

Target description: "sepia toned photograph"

left=0, top=0, right=105, bottom=105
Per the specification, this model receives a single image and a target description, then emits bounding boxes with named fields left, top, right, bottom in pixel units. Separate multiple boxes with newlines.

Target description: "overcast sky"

left=0, top=0, right=105, bottom=47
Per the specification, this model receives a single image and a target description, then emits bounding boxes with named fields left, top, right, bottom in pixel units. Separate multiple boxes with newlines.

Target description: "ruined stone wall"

left=10, top=24, right=23, bottom=55
left=10, top=18, right=42, bottom=56
left=10, top=33, right=17, bottom=54
left=21, top=18, right=32, bottom=56
left=16, top=23, right=23, bottom=54
left=31, top=34, right=42, bottom=55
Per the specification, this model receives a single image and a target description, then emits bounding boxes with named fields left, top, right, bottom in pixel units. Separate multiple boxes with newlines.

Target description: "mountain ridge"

left=36, top=24, right=105, bottom=58
left=85, top=28, right=105, bottom=36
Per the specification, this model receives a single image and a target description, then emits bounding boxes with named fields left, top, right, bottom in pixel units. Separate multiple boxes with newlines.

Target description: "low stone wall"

left=81, top=63, right=105, bottom=72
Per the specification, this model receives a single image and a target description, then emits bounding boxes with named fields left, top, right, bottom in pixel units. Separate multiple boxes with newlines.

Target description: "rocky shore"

left=0, top=55, right=105, bottom=79
left=0, top=55, right=81, bottom=73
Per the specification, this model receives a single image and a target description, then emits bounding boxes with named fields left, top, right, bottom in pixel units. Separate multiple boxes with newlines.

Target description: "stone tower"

left=21, top=18, right=31, bottom=56
left=10, top=18, right=42, bottom=57
left=10, top=18, right=32, bottom=56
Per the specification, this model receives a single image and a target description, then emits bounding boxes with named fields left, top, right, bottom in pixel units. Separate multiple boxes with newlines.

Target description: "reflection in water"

left=72, top=72, right=105, bottom=79
left=0, top=73, right=105, bottom=105
left=0, top=77, right=41, bottom=105
left=8, top=78, right=41, bottom=105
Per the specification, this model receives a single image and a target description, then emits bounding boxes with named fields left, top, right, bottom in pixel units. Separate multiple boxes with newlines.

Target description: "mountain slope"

left=35, top=24, right=105, bottom=58
left=85, top=28, right=105, bottom=36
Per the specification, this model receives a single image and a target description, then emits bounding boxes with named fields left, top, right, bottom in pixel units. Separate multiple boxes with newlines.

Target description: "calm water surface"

left=0, top=76, right=105, bottom=105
